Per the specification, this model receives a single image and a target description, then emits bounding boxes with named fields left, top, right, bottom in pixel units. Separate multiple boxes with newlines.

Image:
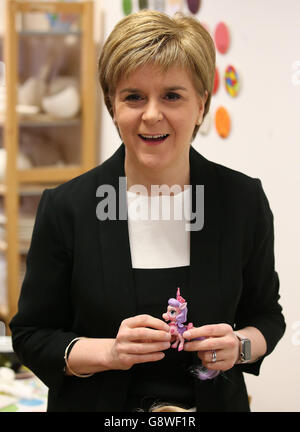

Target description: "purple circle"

left=187, top=0, right=201, bottom=14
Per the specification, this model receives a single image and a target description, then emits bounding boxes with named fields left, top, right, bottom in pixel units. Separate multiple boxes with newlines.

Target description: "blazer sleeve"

left=9, top=189, right=79, bottom=391
left=235, top=179, right=286, bottom=375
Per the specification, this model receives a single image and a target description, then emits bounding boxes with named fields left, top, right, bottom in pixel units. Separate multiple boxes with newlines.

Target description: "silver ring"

left=211, top=350, right=217, bottom=363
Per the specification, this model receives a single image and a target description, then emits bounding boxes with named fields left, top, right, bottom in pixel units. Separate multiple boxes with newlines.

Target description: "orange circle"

left=215, top=107, right=231, bottom=138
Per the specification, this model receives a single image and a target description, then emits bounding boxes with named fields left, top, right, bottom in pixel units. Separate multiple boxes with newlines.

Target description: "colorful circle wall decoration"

left=139, top=0, right=148, bottom=9
left=122, top=0, right=132, bottom=16
left=187, top=0, right=201, bottom=14
left=215, top=107, right=231, bottom=139
left=214, top=22, right=230, bottom=54
left=224, top=65, right=240, bottom=97
left=213, top=67, right=220, bottom=95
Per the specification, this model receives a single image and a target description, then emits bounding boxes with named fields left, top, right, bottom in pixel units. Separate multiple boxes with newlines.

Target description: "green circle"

left=122, top=0, right=132, bottom=16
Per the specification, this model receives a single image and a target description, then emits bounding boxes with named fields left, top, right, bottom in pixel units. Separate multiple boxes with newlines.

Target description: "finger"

left=127, top=327, right=172, bottom=342
left=198, top=349, right=225, bottom=364
left=129, top=352, right=166, bottom=365
left=183, top=323, right=233, bottom=340
left=184, top=337, right=225, bottom=352
left=120, top=341, right=171, bottom=355
left=124, top=315, right=171, bottom=333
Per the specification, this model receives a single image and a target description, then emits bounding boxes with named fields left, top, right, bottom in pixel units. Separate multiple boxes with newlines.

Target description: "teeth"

left=140, top=134, right=168, bottom=139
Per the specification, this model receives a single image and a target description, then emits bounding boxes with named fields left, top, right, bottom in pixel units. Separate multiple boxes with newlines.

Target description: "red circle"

left=215, top=22, right=230, bottom=54
left=213, top=67, right=220, bottom=95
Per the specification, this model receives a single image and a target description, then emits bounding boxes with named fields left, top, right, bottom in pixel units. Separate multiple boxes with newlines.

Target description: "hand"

left=183, top=324, right=240, bottom=371
left=110, top=314, right=171, bottom=370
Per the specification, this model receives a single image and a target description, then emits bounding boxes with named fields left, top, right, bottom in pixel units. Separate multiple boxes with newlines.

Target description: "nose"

left=141, top=99, right=163, bottom=124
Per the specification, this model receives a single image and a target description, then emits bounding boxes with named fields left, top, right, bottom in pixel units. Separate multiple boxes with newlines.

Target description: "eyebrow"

left=119, top=86, right=188, bottom=94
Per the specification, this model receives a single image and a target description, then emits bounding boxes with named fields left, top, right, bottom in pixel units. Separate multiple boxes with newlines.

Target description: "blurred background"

left=0, top=0, right=299, bottom=412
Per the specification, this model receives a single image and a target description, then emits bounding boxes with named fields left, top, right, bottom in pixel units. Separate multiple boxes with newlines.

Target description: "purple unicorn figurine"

left=162, top=287, right=194, bottom=352
left=162, top=287, right=220, bottom=380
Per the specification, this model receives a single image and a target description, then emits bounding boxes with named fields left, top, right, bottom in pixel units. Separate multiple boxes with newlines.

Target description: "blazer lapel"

left=96, top=144, right=137, bottom=335
left=188, top=146, right=223, bottom=327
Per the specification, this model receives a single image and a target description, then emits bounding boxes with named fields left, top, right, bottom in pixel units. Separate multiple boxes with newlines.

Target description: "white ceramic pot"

left=42, top=86, right=80, bottom=119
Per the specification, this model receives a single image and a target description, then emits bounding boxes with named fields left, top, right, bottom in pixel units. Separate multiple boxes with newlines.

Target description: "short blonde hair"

left=98, top=10, right=216, bottom=138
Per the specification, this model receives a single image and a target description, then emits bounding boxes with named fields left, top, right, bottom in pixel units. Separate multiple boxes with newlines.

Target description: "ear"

left=179, top=302, right=187, bottom=310
left=196, top=90, right=208, bottom=125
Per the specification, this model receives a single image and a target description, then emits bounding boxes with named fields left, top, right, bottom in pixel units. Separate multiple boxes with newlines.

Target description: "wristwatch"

left=234, top=332, right=251, bottom=363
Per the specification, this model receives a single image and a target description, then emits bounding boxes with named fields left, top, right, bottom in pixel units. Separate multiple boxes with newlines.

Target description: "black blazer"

left=10, top=144, right=285, bottom=412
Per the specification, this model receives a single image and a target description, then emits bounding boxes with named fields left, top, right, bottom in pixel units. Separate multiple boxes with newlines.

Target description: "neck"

left=125, top=153, right=190, bottom=195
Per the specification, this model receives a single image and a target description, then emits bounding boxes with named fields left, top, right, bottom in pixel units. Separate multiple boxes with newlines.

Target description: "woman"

left=10, top=10, right=285, bottom=412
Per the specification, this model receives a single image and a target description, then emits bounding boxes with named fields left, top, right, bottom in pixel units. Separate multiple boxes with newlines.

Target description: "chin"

left=138, top=153, right=171, bottom=171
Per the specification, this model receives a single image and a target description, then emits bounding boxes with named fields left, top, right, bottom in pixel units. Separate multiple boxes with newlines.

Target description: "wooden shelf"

left=0, top=239, right=30, bottom=254
left=0, top=113, right=81, bottom=128
left=2, top=0, right=97, bottom=322
left=15, top=1, right=84, bottom=14
left=18, top=165, right=82, bottom=183
left=19, top=30, right=82, bottom=37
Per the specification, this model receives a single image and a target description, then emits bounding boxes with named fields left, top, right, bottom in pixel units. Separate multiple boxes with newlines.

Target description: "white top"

left=127, top=186, right=191, bottom=269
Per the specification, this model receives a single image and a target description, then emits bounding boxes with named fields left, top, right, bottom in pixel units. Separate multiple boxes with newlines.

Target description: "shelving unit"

left=1, top=0, right=97, bottom=327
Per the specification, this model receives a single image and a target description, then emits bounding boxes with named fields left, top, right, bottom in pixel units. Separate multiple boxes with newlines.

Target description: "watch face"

left=241, top=339, right=251, bottom=362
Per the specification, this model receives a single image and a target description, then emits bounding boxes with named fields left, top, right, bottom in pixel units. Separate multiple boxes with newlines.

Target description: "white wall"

left=98, top=0, right=300, bottom=411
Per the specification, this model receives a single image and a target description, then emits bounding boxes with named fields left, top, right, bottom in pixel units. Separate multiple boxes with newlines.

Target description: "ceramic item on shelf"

left=18, top=77, right=45, bottom=108
left=16, top=105, right=40, bottom=115
left=0, top=149, right=32, bottom=181
left=47, top=76, right=79, bottom=96
left=18, top=64, right=50, bottom=109
left=42, top=85, right=80, bottom=119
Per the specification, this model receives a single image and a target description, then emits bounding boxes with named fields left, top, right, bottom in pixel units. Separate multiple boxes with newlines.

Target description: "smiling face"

left=113, top=63, right=207, bottom=183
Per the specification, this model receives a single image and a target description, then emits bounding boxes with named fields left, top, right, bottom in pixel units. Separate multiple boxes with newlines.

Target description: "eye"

left=165, top=92, right=181, bottom=101
left=124, top=94, right=143, bottom=102
left=170, top=310, right=176, bottom=316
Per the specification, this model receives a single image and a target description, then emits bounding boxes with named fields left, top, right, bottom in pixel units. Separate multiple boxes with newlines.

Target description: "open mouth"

left=138, top=134, right=170, bottom=144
